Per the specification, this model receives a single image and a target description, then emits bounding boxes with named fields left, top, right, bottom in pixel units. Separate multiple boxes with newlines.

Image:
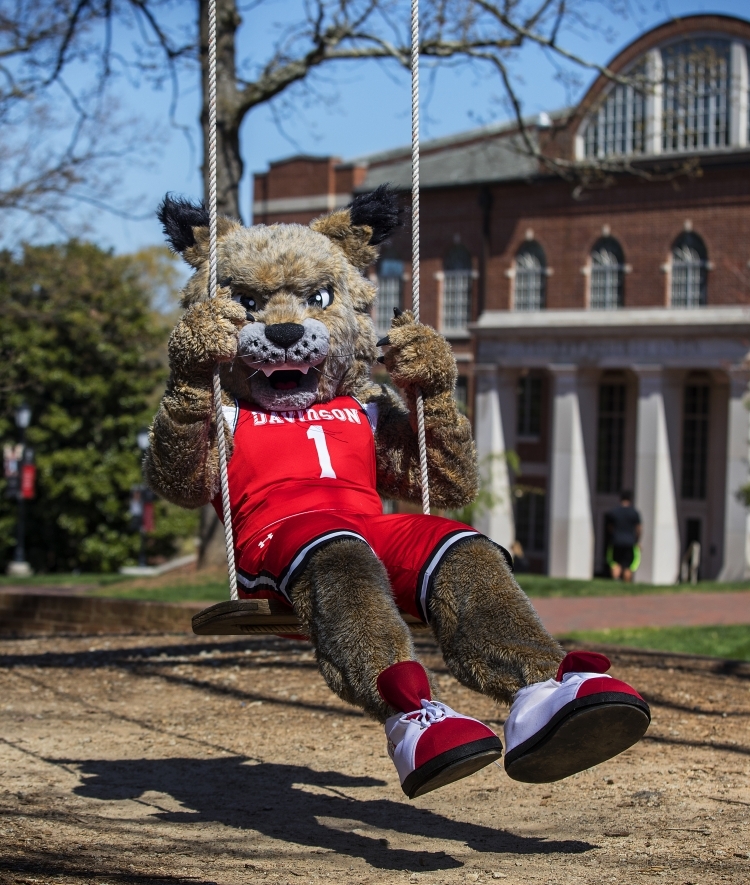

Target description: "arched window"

left=662, top=39, right=730, bottom=153
left=590, top=237, right=625, bottom=310
left=578, top=37, right=736, bottom=160
left=441, top=245, right=472, bottom=332
left=671, top=232, right=707, bottom=307
left=582, top=67, right=647, bottom=159
left=514, top=241, right=546, bottom=311
left=375, top=255, right=403, bottom=333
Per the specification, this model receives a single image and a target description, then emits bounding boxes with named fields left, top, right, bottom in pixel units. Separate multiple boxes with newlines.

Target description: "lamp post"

left=9, top=402, right=32, bottom=576
left=136, top=428, right=151, bottom=568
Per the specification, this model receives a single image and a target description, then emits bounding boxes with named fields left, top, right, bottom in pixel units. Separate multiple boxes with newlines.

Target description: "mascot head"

left=158, top=186, right=401, bottom=411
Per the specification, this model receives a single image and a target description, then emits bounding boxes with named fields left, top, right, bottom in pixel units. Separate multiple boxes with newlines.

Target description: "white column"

left=719, top=370, right=750, bottom=580
left=730, top=41, right=749, bottom=148
left=633, top=367, right=680, bottom=584
left=548, top=365, right=594, bottom=579
left=473, top=366, right=515, bottom=548
left=645, top=48, right=663, bottom=156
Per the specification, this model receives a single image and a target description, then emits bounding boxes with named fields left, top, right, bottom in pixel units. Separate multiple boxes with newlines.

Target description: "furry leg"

left=289, top=538, right=417, bottom=722
left=430, top=538, right=564, bottom=706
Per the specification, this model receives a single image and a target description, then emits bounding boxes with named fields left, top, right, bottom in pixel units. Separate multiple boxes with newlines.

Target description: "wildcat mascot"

left=146, top=187, right=650, bottom=799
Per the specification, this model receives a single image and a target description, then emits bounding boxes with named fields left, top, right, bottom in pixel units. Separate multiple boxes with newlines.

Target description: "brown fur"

left=145, top=210, right=476, bottom=510
left=289, top=538, right=417, bottom=722
left=146, top=194, right=561, bottom=722
left=430, top=538, right=565, bottom=704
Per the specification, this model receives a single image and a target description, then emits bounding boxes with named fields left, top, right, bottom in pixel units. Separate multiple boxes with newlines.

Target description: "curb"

left=0, top=593, right=205, bottom=636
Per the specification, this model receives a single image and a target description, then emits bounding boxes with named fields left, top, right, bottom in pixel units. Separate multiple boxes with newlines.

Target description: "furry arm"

left=143, top=296, right=246, bottom=508
left=367, top=312, right=479, bottom=509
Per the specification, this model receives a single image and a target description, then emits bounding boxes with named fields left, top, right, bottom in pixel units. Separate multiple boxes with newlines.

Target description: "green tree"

left=0, top=240, right=197, bottom=572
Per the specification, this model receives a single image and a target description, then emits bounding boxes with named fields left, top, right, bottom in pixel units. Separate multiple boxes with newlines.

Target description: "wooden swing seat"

left=192, top=598, right=430, bottom=636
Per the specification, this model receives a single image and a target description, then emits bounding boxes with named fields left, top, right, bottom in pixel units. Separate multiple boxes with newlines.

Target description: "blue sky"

left=30, top=0, right=750, bottom=253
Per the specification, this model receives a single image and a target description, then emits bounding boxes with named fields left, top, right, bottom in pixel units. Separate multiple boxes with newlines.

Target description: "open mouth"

left=269, top=369, right=305, bottom=391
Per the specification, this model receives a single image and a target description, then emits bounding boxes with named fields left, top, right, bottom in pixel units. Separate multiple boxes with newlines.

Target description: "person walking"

left=605, top=491, right=642, bottom=583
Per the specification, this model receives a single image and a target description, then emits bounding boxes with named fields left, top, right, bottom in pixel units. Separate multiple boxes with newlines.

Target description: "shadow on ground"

left=62, top=755, right=594, bottom=871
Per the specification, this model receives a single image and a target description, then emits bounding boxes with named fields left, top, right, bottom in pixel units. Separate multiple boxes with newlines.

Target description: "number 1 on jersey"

left=306, top=424, right=337, bottom=479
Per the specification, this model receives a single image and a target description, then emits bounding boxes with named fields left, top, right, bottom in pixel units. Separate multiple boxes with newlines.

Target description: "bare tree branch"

left=0, top=0, right=678, bottom=228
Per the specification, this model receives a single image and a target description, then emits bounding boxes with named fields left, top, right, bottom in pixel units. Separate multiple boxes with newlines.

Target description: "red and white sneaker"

left=377, top=661, right=503, bottom=799
left=503, top=651, right=651, bottom=783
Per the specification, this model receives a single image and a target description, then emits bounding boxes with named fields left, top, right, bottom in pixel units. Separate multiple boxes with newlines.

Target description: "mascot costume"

left=145, top=187, right=650, bottom=799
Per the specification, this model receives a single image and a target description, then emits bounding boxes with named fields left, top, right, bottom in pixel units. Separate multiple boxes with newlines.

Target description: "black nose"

left=265, top=323, right=306, bottom=348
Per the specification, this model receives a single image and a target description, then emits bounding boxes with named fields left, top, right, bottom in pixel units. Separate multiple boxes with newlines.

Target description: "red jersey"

left=213, top=395, right=383, bottom=550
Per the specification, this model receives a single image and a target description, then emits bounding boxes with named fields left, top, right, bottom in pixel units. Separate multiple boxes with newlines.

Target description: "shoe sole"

left=401, top=736, right=503, bottom=799
left=504, top=692, right=651, bottom=783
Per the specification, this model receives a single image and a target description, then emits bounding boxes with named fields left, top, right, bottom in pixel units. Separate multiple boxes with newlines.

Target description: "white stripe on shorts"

left=418, top=530, right=479, bottom=623
left=277, top=530, right=371, bottom=602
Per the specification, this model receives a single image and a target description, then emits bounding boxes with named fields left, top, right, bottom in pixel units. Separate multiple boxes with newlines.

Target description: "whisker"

left=309, top=364, right=351, bottom=381
left=227, top=352, right=365, bottom=385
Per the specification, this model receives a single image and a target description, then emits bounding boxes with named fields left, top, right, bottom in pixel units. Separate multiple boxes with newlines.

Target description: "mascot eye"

left=308, top=287, right=333, bottom=309
left=232, top=293, right=257, bottom=311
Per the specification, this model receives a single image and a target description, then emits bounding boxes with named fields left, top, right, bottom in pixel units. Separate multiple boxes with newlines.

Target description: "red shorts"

left=235, top=511, right=486, bottom=623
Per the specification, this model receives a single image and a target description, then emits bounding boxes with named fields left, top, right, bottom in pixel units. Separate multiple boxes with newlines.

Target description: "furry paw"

left=168, top=295, right=247, bottom=377
left=380, top=311, right=457, bottom=398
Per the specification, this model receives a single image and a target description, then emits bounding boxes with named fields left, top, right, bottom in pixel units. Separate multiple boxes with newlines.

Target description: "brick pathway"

left=2, top=586, right=750, bottom=636
left=532, top=591, right=750, bottom=633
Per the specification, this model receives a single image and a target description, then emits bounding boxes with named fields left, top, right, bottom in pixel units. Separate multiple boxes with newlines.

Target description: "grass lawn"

left=83, top=568, right=230, bottom=603
left=0, top=573, right=127, bottom=587
left=4, top=566, right=750, bottom=662
left=76, top=572, right=750, bottom=603
left=3, top=569, right=748, bottom=602
left=89, top=580, right=229, bottom=603
left=516, top=574, right=750, bottom=598
left=559, top=624, right=750, bottom=661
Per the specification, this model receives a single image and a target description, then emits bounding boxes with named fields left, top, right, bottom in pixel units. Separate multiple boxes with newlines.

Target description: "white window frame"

left=374, top=271, right=403, bottom=334
left=670, top=240, right=708, bottom=308
left=662, top=39, right=730, bottom=154
left=440, top=269, right=474, bottom=333
left=576, top=36, right=750, bottom=160
left=590, top=241, right=625, bottom=310
left=513, top=245, right=546, bottom=311
left=582, top=74, right=647, bottom=160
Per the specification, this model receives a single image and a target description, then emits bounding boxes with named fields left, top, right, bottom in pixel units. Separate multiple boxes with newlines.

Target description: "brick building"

left=253, top=14, right=750, bottom=584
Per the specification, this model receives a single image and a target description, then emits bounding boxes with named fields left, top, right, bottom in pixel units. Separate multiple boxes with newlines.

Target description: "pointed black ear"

left=348, top=184, right=402, bottom=246
left=157, top=194, right=209, bottom=253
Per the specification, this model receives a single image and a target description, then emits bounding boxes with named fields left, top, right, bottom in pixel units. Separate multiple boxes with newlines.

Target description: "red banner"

left=21, top=464, right=36, bottom=499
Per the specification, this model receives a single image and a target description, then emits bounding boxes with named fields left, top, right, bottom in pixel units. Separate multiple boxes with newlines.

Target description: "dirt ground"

left=1, top=632, right=749, bottom=885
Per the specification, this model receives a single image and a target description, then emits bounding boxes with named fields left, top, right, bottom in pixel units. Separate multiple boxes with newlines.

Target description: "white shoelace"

left=403, top=699, right=447, bottom=729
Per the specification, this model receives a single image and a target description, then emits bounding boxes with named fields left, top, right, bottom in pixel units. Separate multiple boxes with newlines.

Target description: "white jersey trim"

left=224, top=398, right=372, bottom=438
left=222, top=399, right=240, bottom=435
left=353, top=396, right=378, bottom=434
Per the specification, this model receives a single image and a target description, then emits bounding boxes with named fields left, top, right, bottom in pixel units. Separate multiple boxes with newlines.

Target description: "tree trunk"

left=198, top=0, right=244, bottom=219
left=198, top=0, right=244, bottom=569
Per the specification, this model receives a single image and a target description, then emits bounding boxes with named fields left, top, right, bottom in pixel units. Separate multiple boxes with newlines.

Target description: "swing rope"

left=207, top=0, right=238, bottom=601
left=205, top=0, right=430, bottom=604
left=410, top=0, right=430, bottom=517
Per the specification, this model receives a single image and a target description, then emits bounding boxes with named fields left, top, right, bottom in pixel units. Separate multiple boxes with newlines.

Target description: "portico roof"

left=474, top=306, right=750, bottom=335
left=472, top=307, right=750, bottom=369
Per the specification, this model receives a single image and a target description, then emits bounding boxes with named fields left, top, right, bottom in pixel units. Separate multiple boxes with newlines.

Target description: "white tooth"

left=257, top=362, right=312, bottom=376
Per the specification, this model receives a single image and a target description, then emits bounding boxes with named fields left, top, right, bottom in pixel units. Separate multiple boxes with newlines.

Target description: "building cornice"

left=473, top=307, right=750, bottom=338
left=252, top=192, right=351, bottom=217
